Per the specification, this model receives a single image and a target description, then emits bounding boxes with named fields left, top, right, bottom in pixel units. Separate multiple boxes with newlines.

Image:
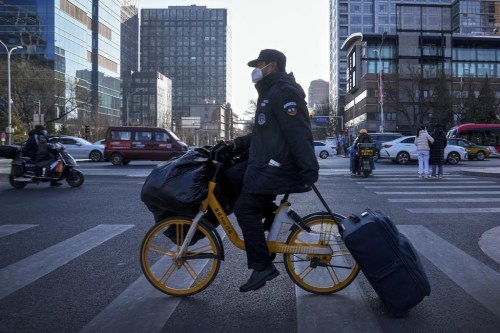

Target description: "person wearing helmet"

left=352, top=129, right=373, bottom=175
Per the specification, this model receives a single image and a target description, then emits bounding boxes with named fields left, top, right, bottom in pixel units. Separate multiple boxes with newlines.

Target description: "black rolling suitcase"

left=340, top=208, right=431, bottom=317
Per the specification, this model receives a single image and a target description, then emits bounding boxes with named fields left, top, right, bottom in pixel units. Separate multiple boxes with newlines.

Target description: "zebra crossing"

left=349, top=172, right=500, bottom=214
left=1, top=201, right=500, bottom=332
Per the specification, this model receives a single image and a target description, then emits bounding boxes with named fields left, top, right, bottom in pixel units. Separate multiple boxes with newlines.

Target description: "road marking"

left=0, top=224, right=134, bottom=300
left=478, top=226, right=500, bottom=265
left=350, top=177, right=474, bottom=181
left=376, top=191, right=500, bottom=195
left=407, top=208, right=500, bottom=213
left=388, top=198, right=500, bottom=203
left=366, top=185, right=500, bottom=189
left=399, top=225, right=500, bottom=319
left=296, top=280, right=383, bottom=333
left=81, top=226, right=226, bottom=333
left=356, top=181, right=493, bottom=185
left=0, top=224, right=38, bottom=238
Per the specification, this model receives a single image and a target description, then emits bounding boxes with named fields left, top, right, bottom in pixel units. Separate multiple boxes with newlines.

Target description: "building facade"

left=120, top=0, right=139, bottom=124
left=128, top=71, right=172, bottom=128
left=330, top=0, right=500, bottom=134
left=0, top=0, right=122, bottom=135
left=140, top=5, right=232, bottom=131
left=308, top=79, right=330, bottom=111
left=341, top=2, right=500, bottom=135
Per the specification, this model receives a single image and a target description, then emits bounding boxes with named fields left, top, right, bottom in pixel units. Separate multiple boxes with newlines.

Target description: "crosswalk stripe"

left=0, top=224, right=134, bottom=300
left=407, top=208, right=500, bottom=213
left=80, top=225, right=227, bottom=333
left=296, top=280, right=383, bottom=333
left=366, top=185, right=500, bottom=189
left=356, top=181, right=494, bottom=185
left=376, top=191, right=500, bottom=195
left=0, top=224, right=38, bottom=238
left=388, top=198, right=500, bottom=203
left=399, top=225, right=500, bottom=319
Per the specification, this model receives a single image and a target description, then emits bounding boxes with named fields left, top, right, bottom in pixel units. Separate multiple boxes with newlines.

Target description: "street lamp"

left=126, top=88, right=145, bottom=125
left=375, top=31, right=387, bottom=133
left=0, top=40, right=23, bottom=145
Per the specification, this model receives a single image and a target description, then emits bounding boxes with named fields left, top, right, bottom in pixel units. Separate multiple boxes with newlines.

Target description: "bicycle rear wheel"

left=140, top=217, right=221, bottom=296
left=284, top=213, right=359, bottom=294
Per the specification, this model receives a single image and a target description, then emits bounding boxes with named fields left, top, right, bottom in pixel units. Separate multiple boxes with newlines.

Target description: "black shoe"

left=50, top=181, right=63, bottom=187
left=239, top=264, right=279, bottom=292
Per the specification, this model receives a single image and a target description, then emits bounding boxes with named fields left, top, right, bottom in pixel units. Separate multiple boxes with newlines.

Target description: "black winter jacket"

left=429, top=128, right=447, bottom=165
left=234, top=71, right=319, bottom=194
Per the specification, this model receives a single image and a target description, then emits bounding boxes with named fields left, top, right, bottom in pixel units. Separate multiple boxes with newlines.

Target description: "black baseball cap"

left=247, top=49, right=286, bottom=71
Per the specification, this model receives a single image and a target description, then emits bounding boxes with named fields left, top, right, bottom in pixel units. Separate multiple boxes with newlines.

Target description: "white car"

left=314, top=141, right=337, bottom=159
left=379, top=136, right=467, bottom=165
left=49, top=136, right=104, bottom=162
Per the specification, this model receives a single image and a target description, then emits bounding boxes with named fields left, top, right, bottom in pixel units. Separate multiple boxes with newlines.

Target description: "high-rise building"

left=330, top=0, right=500, bottom=130
left=308, top=79, right=330, bottom=111
left=121, top=1, right=139, bottom=124
left=0, top=0, right=122, bottom=133
left=340, top=2, right=500, bottom=134
left=128, top=71, right=172, bottom=128
left=329, top=0, right=452, bottom=118
left=140, top=5, right=232, bottom=130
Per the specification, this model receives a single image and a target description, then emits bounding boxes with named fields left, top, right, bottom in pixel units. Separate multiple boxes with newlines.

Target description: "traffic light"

left=84, top=125, right=90, bottom=134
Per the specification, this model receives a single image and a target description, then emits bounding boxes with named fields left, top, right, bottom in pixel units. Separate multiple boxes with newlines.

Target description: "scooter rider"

left=23, top=125, right=62, bottom=186
left=352, top=129, right=373, bottom=175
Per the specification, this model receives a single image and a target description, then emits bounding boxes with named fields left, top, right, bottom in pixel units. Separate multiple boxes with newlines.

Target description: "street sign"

left=315, top=117, right=329, bottom=123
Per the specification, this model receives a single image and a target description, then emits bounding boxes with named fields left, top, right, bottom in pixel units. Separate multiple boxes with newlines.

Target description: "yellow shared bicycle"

left=140, top=147, right=359, bottom=296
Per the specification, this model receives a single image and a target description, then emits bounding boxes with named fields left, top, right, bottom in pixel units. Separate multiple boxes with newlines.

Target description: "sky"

left=138, top=0, right=330, bottom=118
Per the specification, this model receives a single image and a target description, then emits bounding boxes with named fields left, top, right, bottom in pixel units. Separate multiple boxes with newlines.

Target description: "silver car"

left=49, top=136, right=104, bottom=162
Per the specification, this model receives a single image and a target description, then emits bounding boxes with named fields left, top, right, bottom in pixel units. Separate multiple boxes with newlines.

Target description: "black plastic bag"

left=141, top=150, right=209, bottom=215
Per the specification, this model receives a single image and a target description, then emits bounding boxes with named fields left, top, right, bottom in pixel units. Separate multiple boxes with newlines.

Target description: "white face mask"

left=251, top=63, right=272, bottom=83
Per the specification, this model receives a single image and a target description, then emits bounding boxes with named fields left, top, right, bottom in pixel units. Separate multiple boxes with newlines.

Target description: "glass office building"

left=329, top=0, right=452, bottom=117
left=140, top=6, right=232, bottom=128
left=330, top=0, right=499, bottom=125
left=0, top=0, right=122, bottom=131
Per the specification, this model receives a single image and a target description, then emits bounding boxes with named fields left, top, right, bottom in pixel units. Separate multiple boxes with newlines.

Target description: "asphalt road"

left=0, top=156, right=499, bottom=333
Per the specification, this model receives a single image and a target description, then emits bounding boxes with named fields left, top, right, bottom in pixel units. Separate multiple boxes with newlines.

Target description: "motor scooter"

left=355, top=143, right=376, bottom=178
left=7, top=143, right=84, bottom=189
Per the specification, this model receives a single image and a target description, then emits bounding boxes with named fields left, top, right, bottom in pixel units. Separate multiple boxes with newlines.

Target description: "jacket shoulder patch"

left=283, top=101, right=297, bottom=116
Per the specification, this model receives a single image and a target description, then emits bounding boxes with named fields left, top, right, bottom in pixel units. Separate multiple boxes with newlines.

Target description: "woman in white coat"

left=415, top=125, right=434, bottom=178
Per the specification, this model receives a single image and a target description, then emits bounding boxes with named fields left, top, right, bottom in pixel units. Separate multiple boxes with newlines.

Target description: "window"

left=111, top=131, right=131, bottom=140
left=136, top=132, right=152, bottom=141
left=154, top=132, right=169, bottom=142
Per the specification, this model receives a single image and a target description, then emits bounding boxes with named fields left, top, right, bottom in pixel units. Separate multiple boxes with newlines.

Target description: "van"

left=104, top=126, right=188, bottom=165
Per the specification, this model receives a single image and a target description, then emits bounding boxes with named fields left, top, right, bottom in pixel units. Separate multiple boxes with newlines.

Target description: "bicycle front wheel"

left=284, top=213, right=359, bottom=295
left=140, top=217, right=221, bottom=296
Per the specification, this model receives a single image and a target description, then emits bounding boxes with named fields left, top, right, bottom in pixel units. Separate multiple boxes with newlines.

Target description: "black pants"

left=234, top=192, right=275, bottom=271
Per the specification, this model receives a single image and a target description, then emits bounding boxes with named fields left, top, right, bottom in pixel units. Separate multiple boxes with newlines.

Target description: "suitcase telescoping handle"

left=311, top=184, right=345, bottom=233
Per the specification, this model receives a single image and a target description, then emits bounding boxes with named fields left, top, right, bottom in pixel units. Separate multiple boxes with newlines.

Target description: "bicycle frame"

left=176, top=159, right=333, bottom=258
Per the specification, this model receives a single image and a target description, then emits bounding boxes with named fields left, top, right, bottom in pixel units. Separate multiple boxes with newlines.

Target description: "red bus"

left=446, top=123, right=500, bottom=154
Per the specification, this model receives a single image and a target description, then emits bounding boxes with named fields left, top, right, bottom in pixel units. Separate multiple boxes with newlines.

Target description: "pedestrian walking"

left=415, top=125, right=434, bottom=178
left=429, top=124, right=447, bottom=178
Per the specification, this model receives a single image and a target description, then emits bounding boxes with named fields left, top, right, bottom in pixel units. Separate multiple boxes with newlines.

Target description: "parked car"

left=446, top=138, right=495, bottom=161
left=368, top=132, right=404, bottom=161
left=49, top=136, right=105, bottom=162
left=314, top=141, right=336, bottom=159
left=379, top=136, right=467, bottom=165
